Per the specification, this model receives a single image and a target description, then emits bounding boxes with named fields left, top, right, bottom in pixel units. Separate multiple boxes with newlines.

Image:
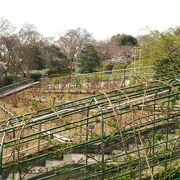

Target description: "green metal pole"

left=101, top=113, right=105, bottom=180
left=0, top=120, right=10, bottom=180
left=165, top=88, right=171, bottom=171
left=152, top=91, right=158, bottom=176
left=86, top=107, right=89, bottom=166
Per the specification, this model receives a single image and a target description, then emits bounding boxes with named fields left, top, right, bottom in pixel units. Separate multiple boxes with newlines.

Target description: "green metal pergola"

left=0, top=76, right=180, bottom=179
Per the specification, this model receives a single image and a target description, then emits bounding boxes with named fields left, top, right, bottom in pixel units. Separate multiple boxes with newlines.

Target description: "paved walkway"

left=0, top=81, right=40, bottom=98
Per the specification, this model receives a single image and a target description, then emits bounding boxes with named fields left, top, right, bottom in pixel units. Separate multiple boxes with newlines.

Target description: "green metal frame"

left=0, top=76, right=179, bottom=179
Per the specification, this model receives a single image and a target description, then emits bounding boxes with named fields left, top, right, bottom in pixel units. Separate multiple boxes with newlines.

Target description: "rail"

left=0, top=79, right=34, bottom=95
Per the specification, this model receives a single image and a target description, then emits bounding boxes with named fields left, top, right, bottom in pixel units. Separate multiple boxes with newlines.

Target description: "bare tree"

left=18, top=23, right=42, bottom=45
left=0, top=35, right=27, bottom=75
left=95, top=40, right=132, bottom=64
left=0, top=17, right=15, bottom=36
left=0, top=18, right=29, bottom=76
left=57, top=28, right=92, bottom=66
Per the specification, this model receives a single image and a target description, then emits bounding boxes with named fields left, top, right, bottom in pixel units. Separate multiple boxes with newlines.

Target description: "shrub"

left=47, top=69, right=58, bottom=76
left=112, top=64, right=128, bottom=70
left=47, top=67, right=71, bottom=77
left=30, top=72, right=42, bottom=81
left=59, top=67, right=71, bottom=74
left=154, top=53, right=180, bottom=78
left=48, top=73, right=61, bottom=78
left=128, top=58, right=155, bottom=68
left=3, top=76, right=14, bottom=86
left=2, top=74, right=20, bottom=86
left=101, top=64, right=113, bottom=71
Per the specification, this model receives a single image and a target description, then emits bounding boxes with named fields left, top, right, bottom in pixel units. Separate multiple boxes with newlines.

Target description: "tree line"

left=0, top=16, right=179, bottom=86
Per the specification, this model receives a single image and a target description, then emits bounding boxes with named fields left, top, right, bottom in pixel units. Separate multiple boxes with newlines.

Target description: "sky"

left=0, top=0, right=179, bottom=40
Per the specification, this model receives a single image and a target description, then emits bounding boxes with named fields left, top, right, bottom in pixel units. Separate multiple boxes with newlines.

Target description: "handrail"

left=0, top=79, right=34, bottom=95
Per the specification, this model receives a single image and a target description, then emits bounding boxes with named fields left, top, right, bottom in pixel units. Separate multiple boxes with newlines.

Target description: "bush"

left=59, top=67, right=71, bottom=74
left=47, top=67, right=71, bottom=77
left=112, top=64, right=128, bottom=70
left=101, top=64, right=113, bottom=71
left=128, top=59, right=155, bottom=69
left=2, top=74, right=20, bottom=86
left=154, top=53, right=180, bottom=78
left=30, top=72, right=42, bottom=81
left=48, top=73, right=60, bottom=78
left=47, top=69, right=58, bottom=76
left=3, top=76, right=14, bottom=86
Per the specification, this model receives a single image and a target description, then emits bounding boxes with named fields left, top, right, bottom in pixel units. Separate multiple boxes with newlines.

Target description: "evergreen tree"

left=78, top=44, right=100, bottom=73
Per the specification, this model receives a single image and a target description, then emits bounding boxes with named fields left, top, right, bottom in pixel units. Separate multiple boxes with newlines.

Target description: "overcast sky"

left=0, top=0, right=179, bottom=40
